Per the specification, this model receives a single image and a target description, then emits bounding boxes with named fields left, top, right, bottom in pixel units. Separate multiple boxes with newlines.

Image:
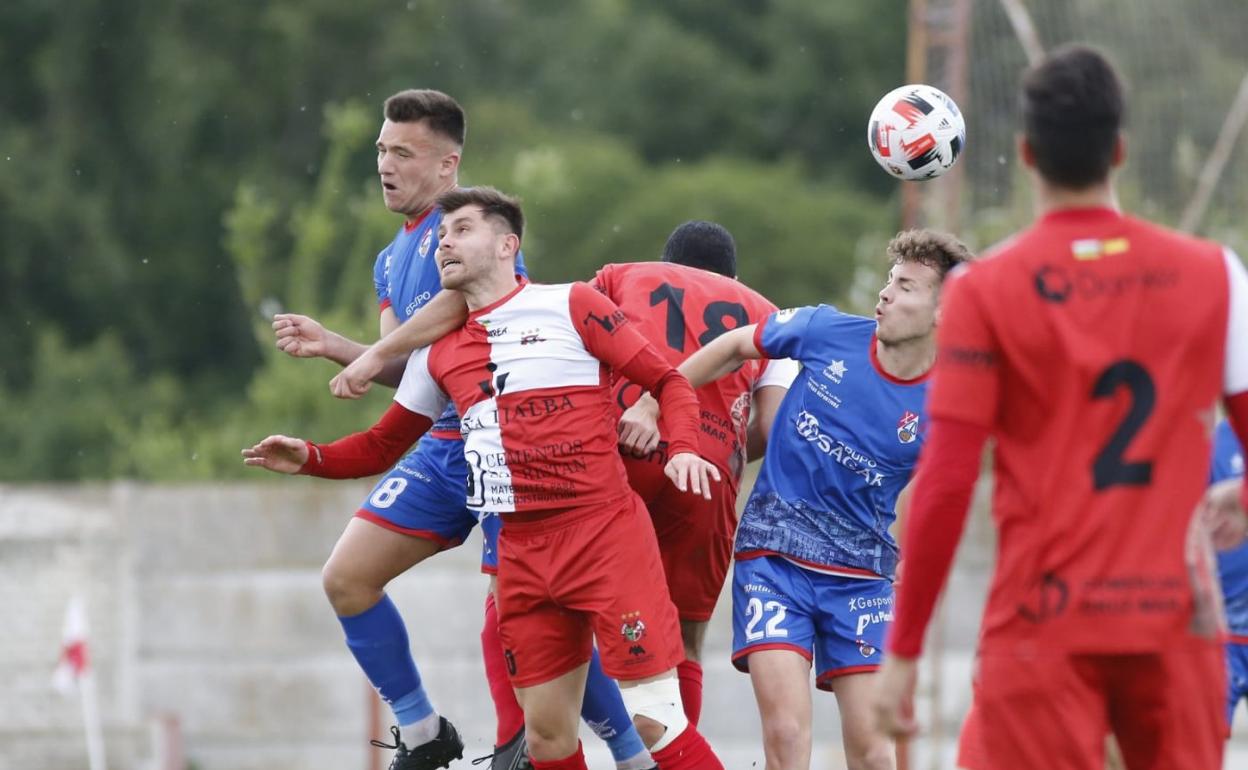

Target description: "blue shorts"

left=731, top=554, right=892, bottom=690
left=356, top=435, right=489, bottom=568
left=1228, top=640, right=1248, bottom=727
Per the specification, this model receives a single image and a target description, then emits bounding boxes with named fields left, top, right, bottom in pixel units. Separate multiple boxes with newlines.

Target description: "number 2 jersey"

left=926, top=207, right=1248, bottom=653
left=591, top=261, right=797, bottom=489
left=392, top=281, right=702, bottom=518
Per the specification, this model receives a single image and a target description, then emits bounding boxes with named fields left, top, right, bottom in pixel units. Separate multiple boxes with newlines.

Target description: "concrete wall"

left=3, top=481, right=1239, bottom=770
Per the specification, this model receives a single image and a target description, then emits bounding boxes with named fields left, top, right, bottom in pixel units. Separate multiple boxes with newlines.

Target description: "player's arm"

left=680, top=325, right=764, bottom=388
left=272, top=312, right=371, bottom=366
left=329, top=290, right=470, bottom=398
left=571, top=283, right=721, bottom=498
left=744, top=356, right=799, bottom=460
left=241, top=401, right=434, bottom=478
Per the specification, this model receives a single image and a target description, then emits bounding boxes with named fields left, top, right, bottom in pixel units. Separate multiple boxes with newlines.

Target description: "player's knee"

left=844, top=732, right=894, bottom=770
left=523, top=718, right=577, bottom=761
left=620, top=676, right=688, bottom=752
left=321, top=561, right=368, bottom=615
left=760, top=712, right=808, bottom=756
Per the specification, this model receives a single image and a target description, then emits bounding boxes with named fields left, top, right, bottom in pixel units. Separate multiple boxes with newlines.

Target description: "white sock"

left=399, top=712, right=441, bottom=747
left=616, top=750, right=655, bottom=770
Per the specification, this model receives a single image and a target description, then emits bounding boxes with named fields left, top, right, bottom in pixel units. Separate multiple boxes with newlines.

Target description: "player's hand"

left=329, top=346, right=383, bottom=399
left=273, top=314, right=328, bottom=358
left=1203, top=477, right=1248, bottom=550
left=618, top=393, right=661, bottom=455
left=241, top=435, right=309, bottom=474
left=664, top=452, right=721, bottom=500
left=872, top=655, right=919, bottom=739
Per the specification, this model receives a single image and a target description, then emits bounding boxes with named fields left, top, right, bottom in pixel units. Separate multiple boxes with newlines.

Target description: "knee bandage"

left=619, top=676, right=689, bottom=752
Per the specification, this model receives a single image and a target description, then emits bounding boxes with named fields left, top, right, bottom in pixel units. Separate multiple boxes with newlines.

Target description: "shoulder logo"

left=897, top=411, right=920, bottom=444
left=583, top=308, right=628, bottom=335
left=774, top=308, right=799, bottom=323
left=1233, top=453, right=1244, bottom=475
left=418, top=228, right=434, bottom=258
left=823, top=359, right=848, bottom=384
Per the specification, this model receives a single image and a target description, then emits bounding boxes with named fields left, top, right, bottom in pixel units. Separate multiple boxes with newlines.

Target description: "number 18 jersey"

left=929, top=207, right=1248, bottom=652
left=592, top=261, right=792, bottom=488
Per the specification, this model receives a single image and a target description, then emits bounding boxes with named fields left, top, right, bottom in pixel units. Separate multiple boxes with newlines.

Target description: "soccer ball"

left=867, top=84, right=966, bottom=181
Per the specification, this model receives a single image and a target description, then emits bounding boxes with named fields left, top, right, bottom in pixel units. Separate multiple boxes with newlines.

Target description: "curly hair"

left=886, top=229, right=974, bottom=279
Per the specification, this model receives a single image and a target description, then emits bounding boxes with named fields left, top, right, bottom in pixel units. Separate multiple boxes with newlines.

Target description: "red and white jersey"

left=395, top=281, right=702, bottom=517
left=592, top=261, right=798, bottom=486
left=928, top=207, right=1248, bottom=652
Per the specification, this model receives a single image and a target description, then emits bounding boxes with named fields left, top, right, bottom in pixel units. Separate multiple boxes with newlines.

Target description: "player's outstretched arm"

left=273, top=313, right=369, bottom=366
left=241, top=435, right=309, bottom=474
left=679, top=325, right=763, bottom=388
left=330, top=291, right=469, bottom=399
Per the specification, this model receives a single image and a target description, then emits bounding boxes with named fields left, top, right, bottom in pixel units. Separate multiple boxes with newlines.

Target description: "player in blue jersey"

left=1210, top=420, right=1248, bottom=733
left=271, top=90, right=650, bottom=770
left=665, top=230, right=971, bottom=770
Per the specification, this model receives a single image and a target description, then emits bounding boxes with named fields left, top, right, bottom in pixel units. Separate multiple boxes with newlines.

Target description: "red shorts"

left=624, top=454, right=738, bottom=622
left=955, top=699, right=986, bottom=770
left=495, top=495, right=684, bottom=688
left=973, top=638, right=1225, bottom=770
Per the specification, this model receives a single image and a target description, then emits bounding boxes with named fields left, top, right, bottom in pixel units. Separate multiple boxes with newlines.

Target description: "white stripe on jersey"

left=475, top=284, right=603, bottom=394
left=394, top=346, right=451, bottom=420
left=460, top=397, right=513, bottom=513
left=460, top=283, right=606, bottom=513
left=1224, top=247, right=1248, bottom=395
left=757, top=357, right=800, bottom=391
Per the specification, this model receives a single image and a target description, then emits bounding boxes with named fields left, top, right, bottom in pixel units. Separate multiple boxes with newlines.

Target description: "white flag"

left=52, top=596, right=90, bottom=695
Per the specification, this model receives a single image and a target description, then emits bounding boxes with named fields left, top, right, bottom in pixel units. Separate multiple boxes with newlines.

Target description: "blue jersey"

left=1212, top=419, right=1248, bottom=637
left=735, top=306, right=929, bottom=579
left=373, top=207, right=526, bottom=435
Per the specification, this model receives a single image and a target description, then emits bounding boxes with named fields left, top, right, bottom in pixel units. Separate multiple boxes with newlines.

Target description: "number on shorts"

left=369, top=477, right=408, bottom=509
left=744, top=597, right=789, bottom=642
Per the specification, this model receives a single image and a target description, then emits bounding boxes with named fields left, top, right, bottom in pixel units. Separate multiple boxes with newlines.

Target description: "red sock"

left=529, top=742, right=588, bottom=770
left=650, top=725, right=723, bottom=770
left=676, top=659, right=704, bottom=726
left=481, top=592, right=525, bottom=745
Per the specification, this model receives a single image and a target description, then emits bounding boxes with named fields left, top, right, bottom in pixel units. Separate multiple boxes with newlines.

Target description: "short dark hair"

left=437, top=186, right=524, bottom=241
left=383, top=89, right=467, bottom=146
left=660, top=221, right=737, bottom=278
left=886, top=229, right=973, bottom=280
left=1021, top=44, right=1125, bottom=189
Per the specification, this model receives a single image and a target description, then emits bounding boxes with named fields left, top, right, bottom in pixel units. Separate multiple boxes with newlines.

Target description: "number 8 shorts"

left=730, top=554, right=893, bottom=690
left=355, top=435, right=482, bottom=559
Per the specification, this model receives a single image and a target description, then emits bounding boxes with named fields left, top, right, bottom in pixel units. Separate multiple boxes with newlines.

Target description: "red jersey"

left=925, top=208, right=1248, bottom=653
left=592, top=262, right=796, bottom=486
left=393, top=281, right=702, bottom=520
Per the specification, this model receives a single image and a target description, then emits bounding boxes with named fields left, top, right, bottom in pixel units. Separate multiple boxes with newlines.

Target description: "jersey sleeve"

left=569, top=282, right=701, bottom=455
left=568, top=281, right=650, bottom=366
left=753, top=306, right=823, bottom=360
left=756, top=356, right=800, bottom=391
left=373, top=246, right=392, bottom=312
left=394, top=346, right=452, bottom=420
left=1223, top=248, right=1248, bottom=395
left=1211, top=419, right=1244, bottom=484
left=926, top=271, right=1001, bottom=428
left=589, top=263, right=617, bottom=296
left=514, top=248, right=529, bottom=280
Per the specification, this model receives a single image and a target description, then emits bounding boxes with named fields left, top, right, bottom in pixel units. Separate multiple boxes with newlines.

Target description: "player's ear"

left=441, top=149, right=461, bottom=177
left=1111, top=132, right=1126, bottom=169
left=1017, top=133, right=1035, bottom=170
left=500, top=232, right=520, bottom=260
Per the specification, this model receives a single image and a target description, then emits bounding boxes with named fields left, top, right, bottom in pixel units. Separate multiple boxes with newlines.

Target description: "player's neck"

left=404, top=178, right=459, bottom=225
left=875, top=336, right=936, bottom=381
left=462, top=272, right=521, bottom=312
left=1033, top=178, right=1119, bottom=217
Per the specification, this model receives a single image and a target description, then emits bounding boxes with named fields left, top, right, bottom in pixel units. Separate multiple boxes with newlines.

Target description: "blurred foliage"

left=1, top=0, right=1244, bottom=480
